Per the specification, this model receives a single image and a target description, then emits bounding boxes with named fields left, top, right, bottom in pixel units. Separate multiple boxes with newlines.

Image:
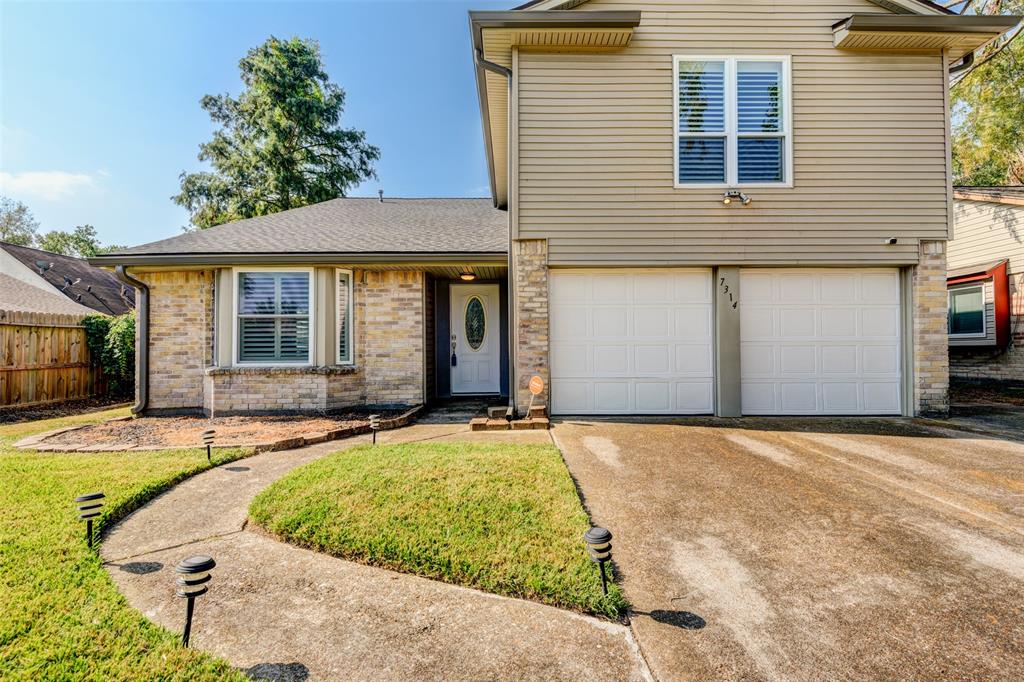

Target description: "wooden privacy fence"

left=0, top=310, right=106, bottom=408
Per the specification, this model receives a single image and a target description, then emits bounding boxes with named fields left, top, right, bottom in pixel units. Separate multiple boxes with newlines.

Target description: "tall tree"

left=947, top=0, right=1024, bottom=185
left=173, top=36, right=379, bottom=229
left=0, top=196, right=39, bottom=246
left=37, top=224, right=123, bottom=258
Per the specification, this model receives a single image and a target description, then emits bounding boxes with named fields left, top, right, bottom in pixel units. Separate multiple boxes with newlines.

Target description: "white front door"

left=451, top=283, right=500, bottom=394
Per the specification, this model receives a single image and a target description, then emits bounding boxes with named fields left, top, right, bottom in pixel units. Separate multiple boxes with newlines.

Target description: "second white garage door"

left=550, top=269, right=714, bottom=415
left=740, top=268, right=903, bottom=415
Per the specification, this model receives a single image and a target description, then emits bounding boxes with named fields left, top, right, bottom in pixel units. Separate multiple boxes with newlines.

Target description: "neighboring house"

left=1, top=242, right=134, bottom=316
left=947, top=187, right=1024, bottom=382
left=93, top=0, right=1019, bottom=418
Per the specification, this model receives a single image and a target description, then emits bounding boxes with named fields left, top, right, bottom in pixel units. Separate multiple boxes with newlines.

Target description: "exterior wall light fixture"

left=584, top=526, right=614, bottom=595
left=175, top=554, right=216, bottom=647
left=75, top=492, right=105, bottom=549
left=201, top=429, right=216, bottom=463
left=722, top=191, right=751, bottom=205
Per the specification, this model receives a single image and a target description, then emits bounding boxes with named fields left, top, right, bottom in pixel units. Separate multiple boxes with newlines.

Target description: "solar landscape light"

left=369, top=414, right=380, bottom=445
left=75, top=492, right=105, bottom=549
left=175, top=555, right=216, bottom=647
left=584, top=526, right=613, bottom=595
left=201, top=429, right=216, bottom=463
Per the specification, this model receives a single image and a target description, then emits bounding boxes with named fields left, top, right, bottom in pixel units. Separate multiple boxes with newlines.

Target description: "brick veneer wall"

left=950, top=273, right=1024, bottom=382
left=141, top=270, right=214, bottom=412
left=913, top=240, right=950, bottom=416
left=512, top=239, right=549, bottom=414
left=141, top=267, right=424, bottom=415
left=358, top=270, right=424, bottom=406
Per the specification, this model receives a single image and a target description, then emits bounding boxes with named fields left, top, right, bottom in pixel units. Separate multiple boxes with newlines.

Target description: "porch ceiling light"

left=175, top=554, right=216, bottom=647
left=460, top=270, right=477, bottom=281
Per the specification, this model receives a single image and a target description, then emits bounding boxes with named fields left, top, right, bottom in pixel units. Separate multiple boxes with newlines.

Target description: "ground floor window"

left=236, top=270, right=312, bottom=363
left=948, top=284, right=985, bottom=337
left=337, top=269, right=353, bottom=364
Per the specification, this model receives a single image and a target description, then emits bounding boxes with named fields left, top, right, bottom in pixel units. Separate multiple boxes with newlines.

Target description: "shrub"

left=83, top=312, right=135, bottom=398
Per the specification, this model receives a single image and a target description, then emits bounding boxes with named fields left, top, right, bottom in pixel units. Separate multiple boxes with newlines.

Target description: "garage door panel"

left=741, top=268, right=901, bottom=416
left=551, top=269, right=714, bottom=415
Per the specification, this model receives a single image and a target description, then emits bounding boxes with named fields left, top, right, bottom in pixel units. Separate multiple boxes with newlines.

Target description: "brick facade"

left=144, top=268, right=424, bottom=416
left=140, top=270, right=214, bottom=412
left=512, top=239, right=549, bottom=413
left=950, top=273, right=1024, bottom=382
left=913, top=240, right=950, bottom=416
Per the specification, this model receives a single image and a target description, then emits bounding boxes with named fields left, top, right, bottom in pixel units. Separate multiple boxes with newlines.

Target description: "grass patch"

left=0, top=408, right=251, bottom=681
left=249, top=441, right=628, bottom=618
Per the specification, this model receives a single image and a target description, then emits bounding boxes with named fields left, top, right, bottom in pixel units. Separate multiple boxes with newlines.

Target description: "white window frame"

left=336, top=268, right=355, bottom=366
left=231, top=266, right=315, bottom=367
left=948, top=282, right=987, bottom=339
left=673, top=55, right=793, bottom=189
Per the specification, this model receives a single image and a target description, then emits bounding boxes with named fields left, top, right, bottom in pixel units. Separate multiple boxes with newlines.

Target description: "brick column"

left=513, top=239, right=550, bottom=414
left=913, top=240, right=950, bottom=416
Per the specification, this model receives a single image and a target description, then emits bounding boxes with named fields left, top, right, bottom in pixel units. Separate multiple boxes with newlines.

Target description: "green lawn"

left=250, top=441, right=628, bottom=618
left=0, top=408, right=250, bottom=681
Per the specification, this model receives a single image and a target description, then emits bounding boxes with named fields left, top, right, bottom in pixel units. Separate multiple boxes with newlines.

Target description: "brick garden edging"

left=13, top=405, right=424, bottom=453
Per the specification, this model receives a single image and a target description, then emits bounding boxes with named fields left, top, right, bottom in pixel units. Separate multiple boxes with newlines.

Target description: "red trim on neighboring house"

left=947, top=260, right=1010, bottom=347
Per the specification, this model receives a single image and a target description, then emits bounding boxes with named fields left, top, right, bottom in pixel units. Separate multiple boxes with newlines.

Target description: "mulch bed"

left=0, top=397, right=131, bottom=425
left=951, top=380, right=1024, bottom=407
left=20, top=408, right=413, bottom=452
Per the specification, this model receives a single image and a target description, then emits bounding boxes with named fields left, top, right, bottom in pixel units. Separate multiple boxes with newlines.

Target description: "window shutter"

left=337, top=271, right=352, bottom=363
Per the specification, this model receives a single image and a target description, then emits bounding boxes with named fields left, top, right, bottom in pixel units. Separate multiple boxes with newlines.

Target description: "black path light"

left=75, top=492, right=105, bottom=549
left=369, top=414, right=380, bottom=445
left=175, top=555, right=216, bottom=647
left=201, top=429, right=216, bottom=463
left=584, top=526, right=613, bottom=595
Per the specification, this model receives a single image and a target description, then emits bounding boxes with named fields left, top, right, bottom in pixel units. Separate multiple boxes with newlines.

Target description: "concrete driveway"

left=553, top=418, right=1024, bottom=681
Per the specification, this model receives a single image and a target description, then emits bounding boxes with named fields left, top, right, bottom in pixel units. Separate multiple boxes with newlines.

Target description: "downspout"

left=948, top=50, right=973, bottom=75
left=115, top=265, right=148, bottom=415
left=475, top=48, right=517, bottom=418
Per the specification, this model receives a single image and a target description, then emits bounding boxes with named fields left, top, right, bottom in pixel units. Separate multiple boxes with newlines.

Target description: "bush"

left=83, top=312, right=135, bottom=398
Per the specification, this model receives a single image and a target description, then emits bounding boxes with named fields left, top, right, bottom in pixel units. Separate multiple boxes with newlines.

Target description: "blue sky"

left=0, top=0, right=506, bottom=248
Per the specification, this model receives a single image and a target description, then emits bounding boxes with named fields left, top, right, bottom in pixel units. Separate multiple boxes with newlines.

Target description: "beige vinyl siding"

left=948, top=279, right=996, bottom=347
left=515, top=0, right=950, bottom=266
left=948, top=199, right=1024, bottom=276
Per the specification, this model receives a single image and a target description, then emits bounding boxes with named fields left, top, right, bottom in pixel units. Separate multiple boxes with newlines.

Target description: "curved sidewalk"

left=101, top=424, right=649, bottom=681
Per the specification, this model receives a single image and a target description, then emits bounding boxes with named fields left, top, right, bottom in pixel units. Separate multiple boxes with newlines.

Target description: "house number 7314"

left=720, top=277, right=738, bottom=309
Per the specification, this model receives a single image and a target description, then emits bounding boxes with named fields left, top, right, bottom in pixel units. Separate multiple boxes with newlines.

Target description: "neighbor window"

left=674, top=56, right=791, bottom=187
left=336, top=269, right=353, bottom=364
left=948, top=284, right=985, bottom=337
left=236, top=270, right=312, bottom=363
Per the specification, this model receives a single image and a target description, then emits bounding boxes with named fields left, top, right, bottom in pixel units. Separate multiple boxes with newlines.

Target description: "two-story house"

left=94, top=0, right=1017, bottom=419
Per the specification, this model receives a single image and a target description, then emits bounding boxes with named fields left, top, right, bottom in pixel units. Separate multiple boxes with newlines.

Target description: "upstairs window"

left=236, top=270, right=312, bottom=364
left=674, top=56, right=791, bottom=187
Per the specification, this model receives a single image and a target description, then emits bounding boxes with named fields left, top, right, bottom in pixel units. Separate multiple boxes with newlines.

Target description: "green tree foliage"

left=36, top=224, right=115, bottom=258
left=950, top=0, right=1024, bottom=185
left=173, top=36, right=380, bottom=229
left=0, top=196, right=39, bottom=246
left=82, top=312, right=135, bottom=398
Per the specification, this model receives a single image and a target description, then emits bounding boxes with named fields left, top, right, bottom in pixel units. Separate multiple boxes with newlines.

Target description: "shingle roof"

left=954, top=186, right=1024, bottom=207
left=0, top=242, right=135, bottom=315
left=106, top=198, right=508, bottom=258
left=0, top=273, right=96, bottom=318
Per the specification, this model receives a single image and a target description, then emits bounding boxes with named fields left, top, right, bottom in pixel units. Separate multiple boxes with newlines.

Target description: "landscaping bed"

left=17, top=407, right=418, bottom=452
left=249, top=441, right=628, bottom=619
left=0, top=407, right=250, bottom=680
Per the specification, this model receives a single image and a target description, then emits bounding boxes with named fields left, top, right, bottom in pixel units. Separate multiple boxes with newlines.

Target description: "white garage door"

left=550, top=270, right=714, bottom=415
left=740, top=269, right=902, bottom=415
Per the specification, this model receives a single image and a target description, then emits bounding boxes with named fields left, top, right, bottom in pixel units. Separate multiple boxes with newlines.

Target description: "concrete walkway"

left=101, top=424, right=648, bottom=682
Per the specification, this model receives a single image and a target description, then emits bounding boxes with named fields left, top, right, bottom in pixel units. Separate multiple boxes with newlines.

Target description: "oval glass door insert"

left=465, top=296, right=485, bottom=350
